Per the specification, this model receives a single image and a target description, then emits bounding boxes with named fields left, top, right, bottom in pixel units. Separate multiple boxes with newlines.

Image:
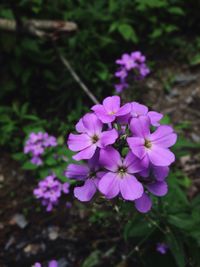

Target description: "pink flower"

left=68, top=113, right=118, bottom=160
left=98, top=147, right=144, bottom=200
left=66, top=151, right=103, bottom=201
left=127, top=116, right=177, bottom=167
left=91, top=96, right=131, bottom=123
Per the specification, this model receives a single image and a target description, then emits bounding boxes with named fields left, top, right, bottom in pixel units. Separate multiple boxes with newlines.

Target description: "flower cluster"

left=66, top=96, right=177, bottom=213
left=33, top=174, right=70, bottom=211
left=24, top=132, right=57, bottom=165
left=34, top=260, right=58, bottom=267
left=115, top=51, right=150, bottom=93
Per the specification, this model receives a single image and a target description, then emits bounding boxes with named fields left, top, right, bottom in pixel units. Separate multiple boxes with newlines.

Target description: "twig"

left=55, top=46, right=99, bottom=105
left=0, top=18, right=77, bottom=38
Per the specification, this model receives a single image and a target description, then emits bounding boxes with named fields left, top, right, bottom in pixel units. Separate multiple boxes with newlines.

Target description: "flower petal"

left=135, top=193, right=152, bottom=213
left=146, top=181, right=168, bottom=196
left=148, top=146, right=175, bottom=166
left=100, top=146, right=122, bottom=171
left=130, top=115, right=150, bottom=138
left=103, top=96, right=120, bottom=113
left=82, top=113, right=102, bottom=135
left=119, top=174, right=143, bottom=200
left=99, top=129, right=118, bottom=148
left=65, top=164, right=89, bottom=180
left=98, top=172, right=120, bottom=199
left=148, top=111, right=163, bottom=126
left=150, top=126, right=177, bottom=148
left=68, top=133, right=91, bottom=151
left=153, top=166, right=169, bottom=181
left=116, top=103, right=131, bottom=116
left=127, top=137, right=146, bottom=159
left=73, top=145, right=96, bottom=161
left=92, top=104, right=115, bottom=123
left=74, top=179, right=97, bottom=201
left=75, top=118, right=86, bottom=133
left=131, top=102, right=148, bottom=117
left=124, top=152, right=144, bottom=173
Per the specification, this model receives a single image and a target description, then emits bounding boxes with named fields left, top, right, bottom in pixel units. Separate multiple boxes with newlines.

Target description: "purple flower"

left=67, top=96, right=177, bottom=213
left=33, top=260, right=58, bottom=267
left=68, top=113, right=118, bottom=160
left=98, top=147, right=144, bottom=200
left=117, top=102, right=163, bottom=126
left=116, top=53, right=136, bottom=70
left=31, top=156, right=43, bottom=166
left=114, top=51, right=150, bottom=93
left=127, top=116, right=177, bottom=167
left=115, top=68, right=128, bottom=79
left=156, top=243, right=168, bottom=254
left=33, top=174, right=70, bottom=211
left=131, top=51, right=146, bottom=64
left=115, top=80, right=129, bottom=93
left=91, top=96, right=131, bottom=123
left=66, top=152, right=102, bottom=201
left=48, top=260, right=58, bottom=267
left=24, top=131, right=57, bottom=165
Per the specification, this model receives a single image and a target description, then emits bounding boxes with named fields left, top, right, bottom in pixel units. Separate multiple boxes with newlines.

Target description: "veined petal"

left=130, top=116, right=150, bottom=138
left=65, top=164, right=89, bottom=180
left=92, top=104, right=115, bottom=123
left=148, top=111, right=163, bottom=126
left=68, top=133, right=91, bottom=151
left=99, top=146, right=122, bottom=171
left=119, top=174, right=143, bottom=201
left=149, top=125, right=177, bottom=148
left=135, top=193, right=152, bottom=213
left=148, top=146, right=175, bottom=166
left=98, top=172, right=120, bottom=199
left=127, top=137, right=146, bottom=159
left=73, top=145, right=96, bottom=161
left=82, top=113, right=102, bottom=135
left=99, top=129, right=118, bottom=148
left=103, top=96, right=120, bottom=113
left=74, top=179, right=97, bottom=202
left=124, top=152, right=144, bottom=173
left=146, top=181, right=168, bottom=196
left=116, top=103, right=131, bottom=116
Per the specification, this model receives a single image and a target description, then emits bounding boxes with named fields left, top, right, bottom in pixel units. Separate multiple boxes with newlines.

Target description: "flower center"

left=108, top=111, right=116, bottom=115
left=144, top=139, right=152, bottom=148
left=91, top=135, right=99, bottom=144
left=117, top=166, right=127, bottom=177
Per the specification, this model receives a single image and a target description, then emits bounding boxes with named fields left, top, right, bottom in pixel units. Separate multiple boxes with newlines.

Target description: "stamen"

left=144, top=139, right=152, bottom=148
left=92, top=135, right=99, bottom=144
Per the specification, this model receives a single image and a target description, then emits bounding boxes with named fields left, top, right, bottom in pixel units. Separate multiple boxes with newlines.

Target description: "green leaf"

left=150, top=28, right=163, bottom=39
left=124, top=216, right=155, bottom=240
left=82, top=250, right=101, bottom=267
left=168, top=7, right=185, bottom=16
left=118, top=24, right=138, bottom=43
left=190, top=54, right=200, bottom=66
left=166, top=230, right=185, bottom=267
left=22, top=161, right=38, bottom=170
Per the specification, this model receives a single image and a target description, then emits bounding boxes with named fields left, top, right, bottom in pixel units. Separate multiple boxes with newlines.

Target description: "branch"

left=55, top=46, right=99, bottom=105
left=0, top=18, right=77, bottom=38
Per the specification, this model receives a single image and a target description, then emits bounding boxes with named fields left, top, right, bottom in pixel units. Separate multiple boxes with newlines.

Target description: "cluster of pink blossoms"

left=33, top=174, right=70, bottom=211
left=115, top=51, right=150, bottom=93
left=24, top=132, right=57, bottom=165
left=66, top=96, right=177, bottom=213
